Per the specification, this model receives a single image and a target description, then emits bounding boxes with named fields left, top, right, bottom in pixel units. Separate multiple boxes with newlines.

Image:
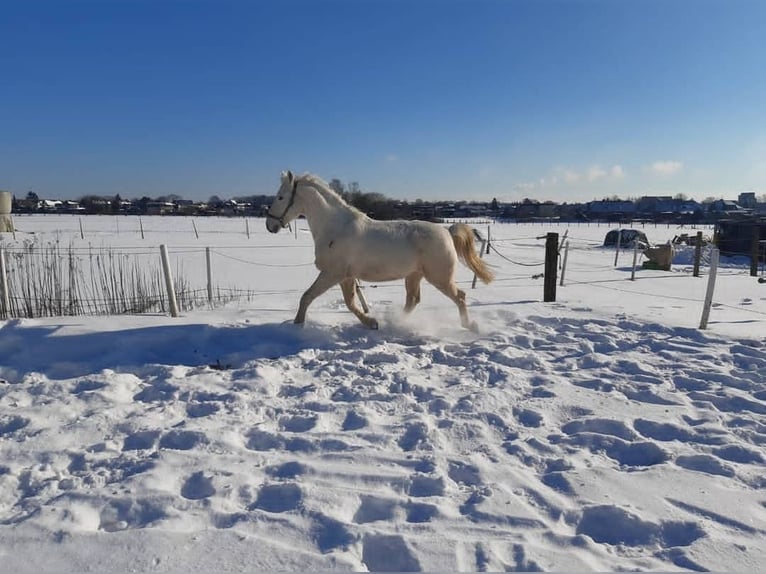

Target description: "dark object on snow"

left=603, top=229, right=649, bottom=248
left=715, top=218, right=766, bottom=258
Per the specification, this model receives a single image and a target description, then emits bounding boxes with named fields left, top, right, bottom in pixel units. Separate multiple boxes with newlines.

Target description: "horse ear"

left=281, top=170, right=294, bottom=184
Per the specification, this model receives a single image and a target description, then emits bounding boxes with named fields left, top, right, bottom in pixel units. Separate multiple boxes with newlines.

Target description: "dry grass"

left=0, top=240, right=239, bottom=318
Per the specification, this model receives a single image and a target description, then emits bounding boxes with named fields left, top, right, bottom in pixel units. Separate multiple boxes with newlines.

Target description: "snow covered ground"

left=1, top=215, right=765, bottom=572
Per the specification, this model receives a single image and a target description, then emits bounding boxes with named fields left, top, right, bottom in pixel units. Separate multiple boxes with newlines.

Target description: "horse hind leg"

left=404, top=272, right=423, bottom=313
left=432, top=279, right=479, bottom=332
left=340, top=278, right=379, bottom=329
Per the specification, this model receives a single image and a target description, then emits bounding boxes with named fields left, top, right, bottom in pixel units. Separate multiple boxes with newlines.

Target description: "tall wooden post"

left=486, top=226, right=491, bottom=255
left=613, top=229, right=622, bottom=267
left=355, top=280, right=369, bottom=313
left=559, top=240, right=570, bottom=287
left=699, top=248, right=719, bottom=329
left=159, top=244, right=179, bottom=317
left=0, top=247, right=9, bottom=319
left=693, top=231, right=703, bottom=278
left=206, top=247, right=213, bottom=305
left=472, top=239, right=487, bottom=289
left=630, top=241, right=639, bottom=281
left=544, top=232, right=558, bottom=302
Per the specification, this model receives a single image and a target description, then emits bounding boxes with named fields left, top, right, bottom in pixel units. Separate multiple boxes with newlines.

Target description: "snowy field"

left=1, top=214, right=765, bottom=572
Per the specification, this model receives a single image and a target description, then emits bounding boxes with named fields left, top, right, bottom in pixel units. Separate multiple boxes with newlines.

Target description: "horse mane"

left=296, top=173, right=364, bottom=216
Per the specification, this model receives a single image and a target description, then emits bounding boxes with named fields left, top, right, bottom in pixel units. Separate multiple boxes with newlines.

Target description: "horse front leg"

left=294, top=270, right=339, bottom=325
left=404, top=272, right=423, bottom=313
left=340, top=278, right=378, bottom=329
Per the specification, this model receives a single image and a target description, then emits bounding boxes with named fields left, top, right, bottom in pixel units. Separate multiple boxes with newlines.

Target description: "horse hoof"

left=368, top=319, right=379, bottom=330
left=468, top=321, right=479, bottom=333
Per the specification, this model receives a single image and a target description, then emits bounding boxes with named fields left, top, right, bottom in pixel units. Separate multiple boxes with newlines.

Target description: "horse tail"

left=449, top=224, right=494, bottom=284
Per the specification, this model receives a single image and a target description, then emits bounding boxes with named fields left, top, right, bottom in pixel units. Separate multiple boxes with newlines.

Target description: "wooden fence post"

left=613, top=229, right=622, bottom=267
left=693, top=231, right=703, bottom=278
left=486, top=225, right=491, bottom=255
left=159, top=244, right=179, bottom=317
left=355, top=280, right=369, bottom=313
left=206, top=247, right=213, bottom=305
left=245, top=218, right=250, bottom=239
left=472, top=239, right=488, bottom=289
left=544, top=232, right=558, bottom=302
left=557, top=229, right=569, bottom=269
left=192, top=219, right=199, bottom=239
left=0, top=247, right=9, bottom=319
left=559, top=240, right=570, bottom=287
left=630, top=241, right=639, bottom=281
left=139, top=217, right=145, bottom=239
left=699, top=247, right=719, bottom=329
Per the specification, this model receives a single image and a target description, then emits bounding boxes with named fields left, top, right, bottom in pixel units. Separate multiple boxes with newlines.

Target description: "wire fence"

left=0, top=221, right=762, bottom=326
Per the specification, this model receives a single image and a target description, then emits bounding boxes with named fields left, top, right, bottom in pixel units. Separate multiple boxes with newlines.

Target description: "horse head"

left=266, top=170, right=299, bottom=233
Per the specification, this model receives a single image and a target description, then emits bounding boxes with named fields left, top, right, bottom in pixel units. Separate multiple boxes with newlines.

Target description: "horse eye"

left=278, top=195, right=283, bottom=200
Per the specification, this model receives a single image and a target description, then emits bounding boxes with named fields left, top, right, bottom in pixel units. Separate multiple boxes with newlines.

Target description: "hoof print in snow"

left=398, top=422, right=430, bottom=451
left=362, top=534, right=421, bottom=572
left=250, top=483, right=302, bottom=513
left=159, top=430, right=207, bottom=451
left=577, top=505, right=705, bottom=548
left=407, top=474, right=445, bottom=497
left=122, top=430, right=161, bottom=451
left=181, top=471, right=216, bottom=500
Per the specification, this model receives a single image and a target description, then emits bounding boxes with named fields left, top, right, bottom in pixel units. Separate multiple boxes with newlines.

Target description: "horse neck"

left=297, top=181, right=360, bottom=238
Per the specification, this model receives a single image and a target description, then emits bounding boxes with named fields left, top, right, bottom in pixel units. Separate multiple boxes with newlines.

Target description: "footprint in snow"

left=181, top=471, right=216, bottom=500
left=249, top=483, right=303, bottom=513
left=398, top=421, right=431, bottom=451
left=279, top=414, right=318, bottom=433
left=362, top=533, right=421, bottom=572
left=0, top=415, right=29, bottom=436
left=159, top=430, right=207, bottom=451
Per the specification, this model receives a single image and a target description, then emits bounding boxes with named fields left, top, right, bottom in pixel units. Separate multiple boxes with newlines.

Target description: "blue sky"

left=1, top=0, right=764, bottom=203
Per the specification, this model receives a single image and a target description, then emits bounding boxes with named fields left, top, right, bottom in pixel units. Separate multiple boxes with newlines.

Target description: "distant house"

left=585, top=199, right=636, bottom=220
left=707, top=199, right=748, bottom=217
left=738, top=192, right=757, bottom=209
left=146, top=201, right=175, bottom=215
left=630, top=196, right=703, bottom=222
left=38, top=199, right=63, bottom=212
left=60, top=200, right=85, bottom=213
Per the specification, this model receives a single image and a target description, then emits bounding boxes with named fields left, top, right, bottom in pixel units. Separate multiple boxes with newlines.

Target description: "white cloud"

left=648, top=160, right=683, bottom=176
left=562, top=169, right=581, bottom=184
left=586, top=166, right=607, bottom=182
left=555, top=164, right=624, bottom=184
left=514, top=163, right=626, bottom=197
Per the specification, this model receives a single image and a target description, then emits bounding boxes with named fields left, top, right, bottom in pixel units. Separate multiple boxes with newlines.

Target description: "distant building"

left=738, top=191, right=757, bottom=209
left=707, top=199, right=748, bottom=216
left=585, top=199, right=636, bottom=219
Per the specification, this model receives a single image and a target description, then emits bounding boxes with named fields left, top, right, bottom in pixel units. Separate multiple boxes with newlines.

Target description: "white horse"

left=266, top=171, right=494, bottom=331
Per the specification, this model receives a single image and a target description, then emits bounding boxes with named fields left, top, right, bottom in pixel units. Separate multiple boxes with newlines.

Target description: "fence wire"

left=0, top=231, right=762, bottom=324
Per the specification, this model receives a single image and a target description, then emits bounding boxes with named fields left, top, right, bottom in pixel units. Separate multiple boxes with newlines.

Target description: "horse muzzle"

left=266, top=217, right=282, bottom=233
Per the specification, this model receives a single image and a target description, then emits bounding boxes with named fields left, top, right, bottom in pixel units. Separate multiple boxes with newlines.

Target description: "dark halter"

left=266, top=178, right=298, bottom=228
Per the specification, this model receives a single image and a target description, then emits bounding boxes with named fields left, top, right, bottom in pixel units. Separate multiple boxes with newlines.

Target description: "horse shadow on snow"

left=0, top=320, right=374, bottom=382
